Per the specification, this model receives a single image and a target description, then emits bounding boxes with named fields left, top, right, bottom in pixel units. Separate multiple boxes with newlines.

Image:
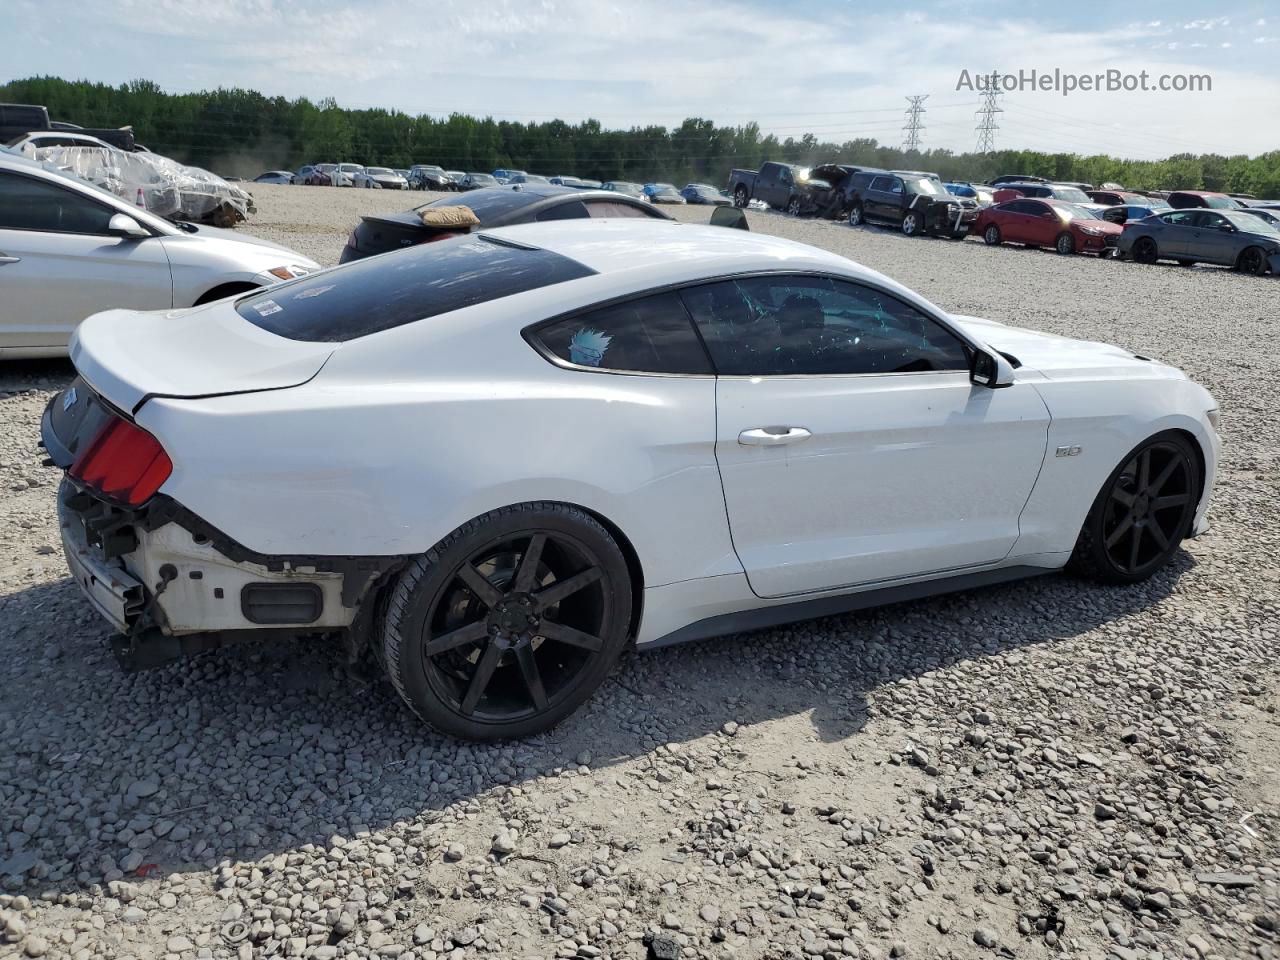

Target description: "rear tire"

left=983, top=224, right=1001, bottom=245
left=381, top=503, right=633, bottom=741
left=1067, top=432, right=1200, bottom=585
left=734, top=186, right=748, bottom=208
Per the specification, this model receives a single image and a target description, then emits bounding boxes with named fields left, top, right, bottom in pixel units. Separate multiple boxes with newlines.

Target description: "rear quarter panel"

left=134, top=293, right=738, bottom=590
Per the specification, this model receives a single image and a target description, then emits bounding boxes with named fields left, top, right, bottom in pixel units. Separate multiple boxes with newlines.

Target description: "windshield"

left=1226, top=211, right=1280, bottom=233
left=1051, top=187, right=1091, bottom=203
left=339, top=164, right=361, bottom=172
left=907, top=178, right=945, bottom=196
left=367, top=167, right=394, bottom=175
left=1059, top=203, right=1101, bottom=220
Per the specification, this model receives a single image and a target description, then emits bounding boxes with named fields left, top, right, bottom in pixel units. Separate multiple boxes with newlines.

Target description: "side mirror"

left=1221, top=224, right=1237, bottom=233
left=108, top=213, right=149, bottom=239
left=710, top=206, right=749, bottom=231
left=970, top=349, right=1015, bottom=389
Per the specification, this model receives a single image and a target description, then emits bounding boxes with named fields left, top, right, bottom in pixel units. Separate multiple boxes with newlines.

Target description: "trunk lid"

left=70, top=300, right=335, bottom=414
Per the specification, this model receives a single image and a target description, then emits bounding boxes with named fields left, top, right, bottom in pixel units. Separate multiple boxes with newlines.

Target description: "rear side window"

left=530, top=291, right=711, bottom=375
left=237, top=235, right=596, bottom=343
left=585, top=200, right=659, bottom=219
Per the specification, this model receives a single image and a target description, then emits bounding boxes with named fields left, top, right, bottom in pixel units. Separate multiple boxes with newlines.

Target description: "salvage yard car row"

left=737, top=160, right=1280, bottom=276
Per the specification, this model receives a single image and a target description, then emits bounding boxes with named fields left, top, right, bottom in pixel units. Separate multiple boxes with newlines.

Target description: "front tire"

left=1055, top=232, right=1076, bottom=255
left=381, top=503, right=633, bottom=741
left=1067, top=432, right=1200, bottom=585
left=734, top=186, right=748, bottom=208
left=1237, top=246, right=1268, bottom=275
left=786, top=196, right=802, bottom=216
left=1132, top=237, right=1159, bottom=264
left=902, top=209, right=923, bottom=236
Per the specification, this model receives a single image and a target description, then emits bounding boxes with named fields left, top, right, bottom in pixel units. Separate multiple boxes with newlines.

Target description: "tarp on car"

left=31, top=145, right=254, bottom=226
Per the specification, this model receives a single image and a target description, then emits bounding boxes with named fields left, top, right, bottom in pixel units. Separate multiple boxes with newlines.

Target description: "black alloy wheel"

left=1237, top=246, right=1267, bottom=275
left=382, top=504, right=631, bottom=740
left=734, top=186, right=749, bottom=208
left=1132, top=236, right=1159, bottom=264
left=1069, top=433, right=1199, bottom=584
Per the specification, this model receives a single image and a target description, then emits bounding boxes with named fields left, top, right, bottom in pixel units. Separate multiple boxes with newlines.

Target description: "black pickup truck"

left=725, top=161, right=825, bottom=213
left=845, top=171, right=979, bottom=238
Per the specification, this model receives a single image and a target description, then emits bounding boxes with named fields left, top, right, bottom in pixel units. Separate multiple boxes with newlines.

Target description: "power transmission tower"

left=975, top=87, right=1002, bottom=153
left=902, top=95, right=927, bottom=152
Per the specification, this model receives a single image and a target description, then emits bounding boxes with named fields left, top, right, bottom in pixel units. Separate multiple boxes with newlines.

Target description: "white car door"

left=681, top=275, right=1050, bottom=598
left=0, top=169, right=172, bottom=352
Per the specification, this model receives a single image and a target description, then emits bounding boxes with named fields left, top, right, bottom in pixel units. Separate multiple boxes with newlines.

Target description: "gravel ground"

left=1, top=184, right=1277, bottom=960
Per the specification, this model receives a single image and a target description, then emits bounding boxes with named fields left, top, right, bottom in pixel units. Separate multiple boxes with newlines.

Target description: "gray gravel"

left=0, top=184, right=1277, bottom=960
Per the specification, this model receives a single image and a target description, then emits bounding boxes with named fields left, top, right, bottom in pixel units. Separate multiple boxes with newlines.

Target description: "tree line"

left=4, top=75, right=1279, bottom=197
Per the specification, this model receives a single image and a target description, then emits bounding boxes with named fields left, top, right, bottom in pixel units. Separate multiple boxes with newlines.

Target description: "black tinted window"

left=238, top=235, right=595, bottom=343
left=531, top=292, right=711, bottom=375
left=585, top=200, right=660, bottom=219
left=0, top=172, right=114, bottom=234
left=681, top=276, right=969, bottom=377
left=417, top=187, right=562, bottom=222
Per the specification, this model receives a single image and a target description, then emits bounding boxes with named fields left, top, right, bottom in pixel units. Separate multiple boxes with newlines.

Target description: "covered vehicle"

left=0, top=151, right=317, bottom=358
left=1117, top=208, right=1280, bottom=274
left=42, top=219, right=1218, bottom=741
left=338, top=184, right=671, bottom=262
left=974, top=198, right=1122, bottom=255
left=354, top=166, right=408, bottom=189
left=680, top=183, right=731, bottom=205
left=32, top=144, right=255, bottom=227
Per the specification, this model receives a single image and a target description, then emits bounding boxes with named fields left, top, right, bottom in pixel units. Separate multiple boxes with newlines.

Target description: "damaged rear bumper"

left=55, top=479, right=403, bottom=670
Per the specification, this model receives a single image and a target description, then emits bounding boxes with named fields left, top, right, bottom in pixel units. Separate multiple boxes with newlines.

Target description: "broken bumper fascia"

left=56, top=480, right=404, bottom=656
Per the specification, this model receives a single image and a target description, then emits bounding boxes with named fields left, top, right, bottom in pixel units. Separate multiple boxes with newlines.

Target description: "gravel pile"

left=0, top=185, right=1276, bottom=960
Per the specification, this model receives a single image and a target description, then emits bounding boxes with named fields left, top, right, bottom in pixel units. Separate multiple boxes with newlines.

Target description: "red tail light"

left=70, top=417, right=172, bottom=506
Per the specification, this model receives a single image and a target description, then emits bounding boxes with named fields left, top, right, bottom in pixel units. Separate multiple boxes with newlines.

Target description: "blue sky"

left=6, top=0, right=1278, bottom=159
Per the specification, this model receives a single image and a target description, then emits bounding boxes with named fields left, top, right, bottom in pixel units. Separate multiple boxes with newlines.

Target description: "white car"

left=352, top=166, right=407, bottom=190
left=331, top=163, right=364, bottom=187
left=0, top=152, right=319, bottom=357
left=43, top=220, right=1218, bottom=740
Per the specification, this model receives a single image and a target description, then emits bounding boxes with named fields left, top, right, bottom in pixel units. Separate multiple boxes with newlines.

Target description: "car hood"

left=165, top=224, right=311, bottom=259
left=70, top=299, right=336, bottom=414
left=949, top=315, right=1184, bottom=381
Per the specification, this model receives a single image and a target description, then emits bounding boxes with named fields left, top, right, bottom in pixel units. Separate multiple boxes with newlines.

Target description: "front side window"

left=1161, top=211, right=1197, bottom=227
left=869, top=176, right=890, bottom=192
left=1197, top=212, right=1229, bottom=230
left=530, top=291, right=711, bottom=375
left=680, top=276, right=970, bottom=377
left=0, top=172, right=114, bottom=234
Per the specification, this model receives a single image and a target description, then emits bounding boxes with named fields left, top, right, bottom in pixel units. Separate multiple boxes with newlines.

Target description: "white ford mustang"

left=42, top=219, right=1219, bottom=740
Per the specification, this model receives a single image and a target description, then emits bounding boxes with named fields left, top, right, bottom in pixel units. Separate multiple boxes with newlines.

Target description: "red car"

left=1087, top=189, right=1152, bottom=207
left=973, top=198, right=1123, bottom=256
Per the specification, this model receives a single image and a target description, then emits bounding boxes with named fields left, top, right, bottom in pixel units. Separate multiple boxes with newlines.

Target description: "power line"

left=902, top=96, right=927, bottom=152
left=975, top=86, right=1002, bottom=154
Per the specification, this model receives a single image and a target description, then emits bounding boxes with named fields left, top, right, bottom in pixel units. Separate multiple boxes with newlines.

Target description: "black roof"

left=365, top=186, right=671, bottom=232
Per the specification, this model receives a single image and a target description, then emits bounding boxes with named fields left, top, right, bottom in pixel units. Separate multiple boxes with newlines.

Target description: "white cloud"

left=6, top=0, right=1280, bottom=159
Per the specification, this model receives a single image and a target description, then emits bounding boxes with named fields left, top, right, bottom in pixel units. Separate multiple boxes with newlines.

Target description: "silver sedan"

left=1117, top=208, right=1280, bottom=274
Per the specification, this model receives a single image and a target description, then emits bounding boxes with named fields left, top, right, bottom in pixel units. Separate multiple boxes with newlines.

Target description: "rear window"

left=236, top=235, right=596, bottom=343
left=418, top=188, right=556, bottom=222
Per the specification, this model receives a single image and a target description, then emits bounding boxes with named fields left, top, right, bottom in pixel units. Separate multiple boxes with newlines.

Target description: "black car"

left=407, top=165, right=456, bottom=191
left=844, top=171, right=979, bottom=237
left=339, top=185, right=673, bottom=263
left=681, top=183, right=731, bottom=205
